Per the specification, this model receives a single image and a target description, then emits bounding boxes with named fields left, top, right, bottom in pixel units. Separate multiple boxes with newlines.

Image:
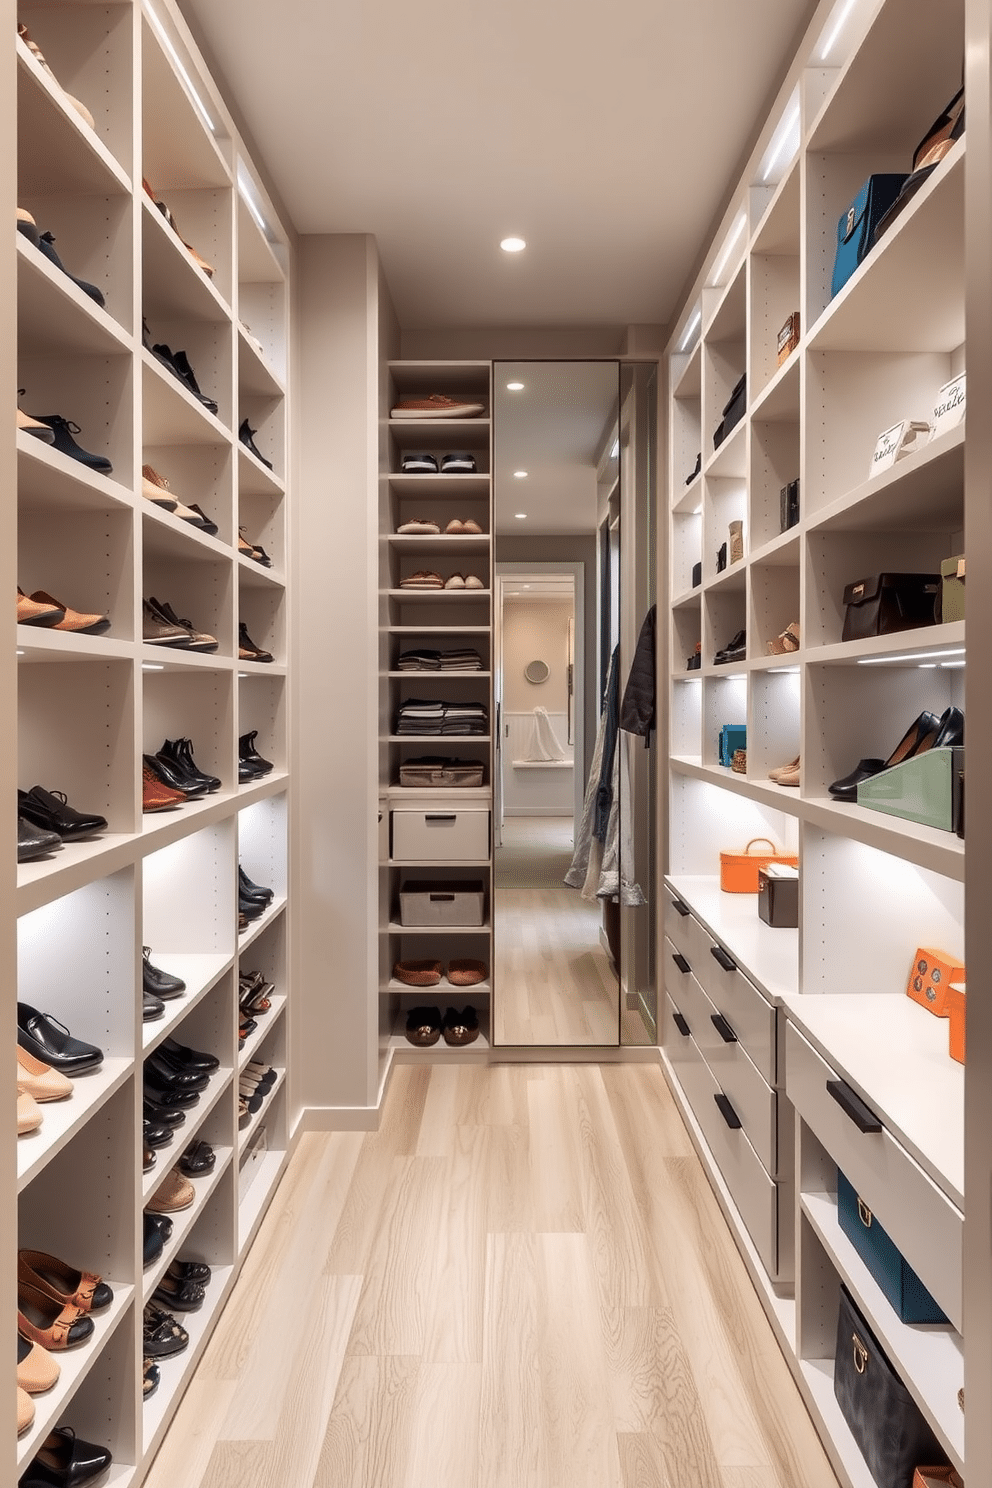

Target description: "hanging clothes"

left=619, top=604, right=656, bottom=742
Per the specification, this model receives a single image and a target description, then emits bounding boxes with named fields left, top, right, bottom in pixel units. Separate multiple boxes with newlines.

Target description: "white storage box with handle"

left=392, top=808, right=490, bottom=862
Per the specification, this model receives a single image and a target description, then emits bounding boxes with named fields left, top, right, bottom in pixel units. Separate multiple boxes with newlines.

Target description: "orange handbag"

left=719, top=837, right=799, bottom=893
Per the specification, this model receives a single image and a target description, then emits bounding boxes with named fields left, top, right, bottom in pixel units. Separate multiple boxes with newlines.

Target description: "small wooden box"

left=777, top=311, right=800, bottom=365
left=906, top=946, right=965, bottom=1017
left=946, top=981, right=965, bottom=1064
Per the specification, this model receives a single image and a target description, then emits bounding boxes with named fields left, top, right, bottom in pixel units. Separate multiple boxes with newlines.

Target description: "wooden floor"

left=144, top=1062, right=840, bottom=1488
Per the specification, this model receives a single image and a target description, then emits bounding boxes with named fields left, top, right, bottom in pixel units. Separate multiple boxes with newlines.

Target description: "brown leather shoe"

left=30, top=590, right=109, bottom=635
left=17, top=588, right=63, bottom=626
left=447, top=959, right=488, bottom=987
left=142, top=762, right=186, bottom=812
left=147, top=1167, right=195, bottom=1213
left=142, top=598, right=192, bottom=647
left=18, top=1250, right=113, bottom=1313
left=17, top=1281, right=94, bottom=1350
left=393, top=959, right=442, bottom=987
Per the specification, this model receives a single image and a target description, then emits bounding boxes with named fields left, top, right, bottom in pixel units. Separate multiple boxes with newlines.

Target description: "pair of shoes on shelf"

left=400, top=451, right=478, bottom=474
left=238, top=1014, right=256, bottom=1049
left=239, top=419, right=272, bottom=468
left=714, top=629, right=746, bottom=666
left=141, top=464, right=217, bottom=532
left=404, top=1005, right=480, bottom=1047
left=17, top=210, right=105, bottom=305
left=768, top=756, right=800, bottom=788
left=767, top=621, right=800, bottom=655
left=150, top=738, right=222, bottom=799
left=18, top=1248, right=113, bottom=1353
left=20, top=1424, right=112, bottom=1485
left=444, top=572, right=484, bottom=590
left=143, top=1300, right=188, bottom=1358
left=18, top=1004, right=103, bottom=1078
left=18, top=21, right=96, bottom=129
left=17, top=1045, right=73, bottom=1106
left=142, top=1212, right=172, bottom=1269
left=239, top=1061, right=276, bottom=1118
left=391, top=395, right=484, bottom=420
left=143, top=596, right=218, bottom=651
left=238, top=527, right=273, bottom=566
left=19, top=401, right=112, bottom=473
left=142, top=319, right=218, bottom=414
left=17, top=585, right=110, bottom=634
left=239, top=621, right=273, bottom=663
left=239, top=969, right=275, bottom=1015
left=146, top=1166, right=196, bottom=1215
left=393, top=958, right=488, bottom=988
left=239, top=866, right=274, bottom=923
left=141, top=178, right=215, bottom=278
left=239, top=731, right=274, bottom=781
left=142, top=760, right=187, bottom=812
left=19, top=786, right=107, bottom=846
left=828, top=706, right=964, bottom=802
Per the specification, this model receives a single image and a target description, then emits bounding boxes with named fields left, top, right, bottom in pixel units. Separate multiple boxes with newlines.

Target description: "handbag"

left=841, top=573, right=940, bottom=643
left=719, top=837, right=798, bottom=893
left=873, top=87, right=964, bottom=248
left=398, top=756, right=485, bottom=787
left=718, top=724, right=746, bottom=767
left=834, top=1286, right=947, bottom=1488
left=713, top=374, right=746, bottom=449
left=831, top=174, right=907, bottom=298
left=837, top=1171, right=949, bottom=1323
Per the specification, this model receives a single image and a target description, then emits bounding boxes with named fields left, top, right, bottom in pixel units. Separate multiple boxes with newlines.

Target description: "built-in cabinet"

left=10, top=3, right=291, bottom=1480
left=661, top=0, right=975, bottom=1483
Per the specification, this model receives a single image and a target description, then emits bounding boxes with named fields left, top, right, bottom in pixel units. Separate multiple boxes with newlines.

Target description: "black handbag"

left=834, top=1286, right=947, bottom=1488
left=873, top=87, right=964, bottom=248
left=841, top=573, right=940, bottom=643
left=713, top=375, right=746, bottom=449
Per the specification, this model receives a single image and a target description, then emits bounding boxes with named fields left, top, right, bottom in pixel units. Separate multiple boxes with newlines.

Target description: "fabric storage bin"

left=834, top=1285, right=947, bottom=1488
left=830, top=174, right=907, bottom=298
left=399, top=879, right=485, bottom=926
left=719, top=838, right=798, bottom=893
left=837, top=1170, right=949, bottom=1323
left=392, top=809, right=489, bottom=861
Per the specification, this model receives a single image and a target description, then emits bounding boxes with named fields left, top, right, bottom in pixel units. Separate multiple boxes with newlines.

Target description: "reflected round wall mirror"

left=524, top=659, right=550, bottom=684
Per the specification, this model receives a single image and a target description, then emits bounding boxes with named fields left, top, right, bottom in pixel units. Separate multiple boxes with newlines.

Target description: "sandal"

left=766, top=621, right=800, bottom=655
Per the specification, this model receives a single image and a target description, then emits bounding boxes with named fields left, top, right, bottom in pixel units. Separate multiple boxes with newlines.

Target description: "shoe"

left=390, top=395, right=484, bottom=419
left=932, top=704, right=964, bottom=748
left=17, top=1251, right=112, bottom=1313
left=444, top=517, right=483, bottom=534
left=145, top=1052, right=209, bottom=1091
left=35, top=232, right=105, bottom=306
left=238, top=621, right=273, bottom=663
left=239, top=973, right=275, bottom=1014
left=143, top=1358, right=160, bottom=1399
left=148, top=597, right=218, bottom=653
left=18, top=23, right=96, bottom=129
left=17, top=1282, right=94, bottom=1351
left=18, top=1089, right=44, bottom=1133
left=142, top=598, right=192, bottom=647
left=28, top=590, right=109, bottom=635
left=770, top=762, right=801, bottom=788
left=404, top=1006, right=441, bottom=1047
left=442, top=1005, right=480, bottom=1046
left=17, top=1333, right=61, bottom=1393
left=142, top=1217, right=164, bottom=1269
left=142, top=761, right=187, bottom=811
left=463, top=574, right=485, bottom=589
left=17, top=208, right=40, bottom=245
left=156, top=346, right=218, bottom=415
left=178, top=1139, right=215, bottom=1176
left=142, top=180, right=215, bottom=277
left=238, top=912, right=249, bottom=932
left=167, top=1257, right=211, bottom=1285
left=447, top=958, right=488, bottom=986
left=143, top=1099, right=185, bottom=1129
left=244, top=1060, right=276, bottom=1091
left=396, top=516, right=441, bottom=534
left=152, top=1272, right=204, bottom=1312
left=444, top=573, right=466, bottom=590
left=143, top=947, right=187, bottom=999
left=145, top=1211, right=174, bottom=1242
left=238, top=1079, right=263, bottom=1113
left=400, top=453, right=439, bottom=474
left=139, top=464, right=178, bottom=511
left=187, top=502, right=218, bottom=535
left=143, top=1116, right=173, bottom=1149
left=239, top=754, right=267, bottom=783
left=827, top=757, right=888, bottom=802
left=161, top=1036, right=219, bottom=1073
left=393, top=959, right=442, bottom=987
left=17, top=397, right=56, bottom=443
left=17, top=1004, right=103, bottom=1076
left=239, top=419, right=273, bottom=468
left=143, top=1142, right=156, bottom=1172
left=147, top=1168, right=196, bottom=1214
left=16, top=1048, right=72, bottom=1103
left=143, top=1073, right=199, bottom=1108
left=145, top=750, right=208, bottom=799
left=16, top=588, right=63, bottom=626
left=714, top=629, right=746, bottom=665
left=18, top=786, right=107, bottom=841
left=238, top=1015, right=257, bottom=1045
left=399, top=570, right=444, bottom=589
left=829, top=710, right=942, bottom=801
left=239, top=865, right=273, bottom=904
left=768, top=756, right=800, bottom=782
left=26, top=415, right=112, bottom=473
left=239, top=894, right=266, bottom=922
left=18, top=1384, right=34, bottom=1436
left=239, top=527, right=271, bottom=565
left=158, top=737, right=221, bottom=792
left=18, top=816, right=63, bottom=862
left=440, top=452, right=478, bottom=473
left=766, top=621, right=800, bottom=655
left=239, top=731, right=273, bottom=775
left=143, top=1302, right=189, bottom=1357
left=20, top=1425, right=112, bottom=1486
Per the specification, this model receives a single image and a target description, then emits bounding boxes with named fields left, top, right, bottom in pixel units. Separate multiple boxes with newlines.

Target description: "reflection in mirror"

left=492, top=362, right=656, bottom=1047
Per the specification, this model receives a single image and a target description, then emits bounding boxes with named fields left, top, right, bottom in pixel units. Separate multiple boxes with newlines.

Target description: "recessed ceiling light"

left=523, top=584, right=531, bottom=589
left=513, top=470, right=528, bottom=479
left=514, top=513, right=527, bottom=519
left=500, top=237, right=526, bottom=253
left=506, top=381, right=525, bottom=391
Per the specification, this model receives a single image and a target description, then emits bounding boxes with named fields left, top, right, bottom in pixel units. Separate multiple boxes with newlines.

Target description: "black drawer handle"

left=714, top=1092, right=742, bottom=1129
left=671, top=952, right=691, bottom=974
left=672, top=899, right=691, bottom=917
left=425, top=814, right=457, bottom=822
left=827, top=1079, right=882, bottom=1134
left=710, top=945, right=737, bottom=972
left=673, top=1011, right=691, bottom=1037
left=711, top=1012, right=738, bottom=1043
left=429, top=893, right=455, bottom=902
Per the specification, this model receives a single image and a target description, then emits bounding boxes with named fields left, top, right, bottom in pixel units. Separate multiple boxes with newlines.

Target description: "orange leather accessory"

left=946, top=983, right=965, bottom=1065
left=719, top=838, right=799, bottom=894
left=913, top=1468, right=964, bottom=1488
left=906, top=946, right=965, bottom=1017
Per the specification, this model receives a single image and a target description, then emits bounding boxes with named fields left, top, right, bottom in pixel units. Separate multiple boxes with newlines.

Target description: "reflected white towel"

left=525, top=707, right=567, bottom=761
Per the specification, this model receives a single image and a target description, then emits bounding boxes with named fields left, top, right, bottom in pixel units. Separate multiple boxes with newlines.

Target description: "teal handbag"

left=830, top=174, right=907, bottom=298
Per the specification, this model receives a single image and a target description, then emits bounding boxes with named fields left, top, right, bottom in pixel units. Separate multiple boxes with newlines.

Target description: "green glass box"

left=857, top=746, right=964, bottom=832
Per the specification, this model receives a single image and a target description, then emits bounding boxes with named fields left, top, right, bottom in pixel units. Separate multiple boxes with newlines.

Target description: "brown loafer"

left=404, top=1006, right=441, bottom=1046
left=447, top=958, right=488, bottom=987
left=393, top=959, right=442, bottom=987
left=147, top=1167, right=195, bottom=1214
left=442, top=1006, right=480, bottom=1046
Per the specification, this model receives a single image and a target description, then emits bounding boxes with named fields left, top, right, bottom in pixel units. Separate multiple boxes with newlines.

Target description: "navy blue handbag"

left=830, top=174, right=907, bottom=298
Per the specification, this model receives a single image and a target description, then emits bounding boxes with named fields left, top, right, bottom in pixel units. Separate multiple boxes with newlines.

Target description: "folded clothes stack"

left=441, top=703, right=488, bottom=735
left=394, top=700, right=489, bottom=736
left=440, top=648, right=483, bottom=670
left=396, top=648, right=483, bottom=672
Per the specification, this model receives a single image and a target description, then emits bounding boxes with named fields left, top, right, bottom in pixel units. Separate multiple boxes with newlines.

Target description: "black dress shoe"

left=144, top=1210, right=173, bottom=1243
left=161, top=1036, right=220, bottom=1073
left=239, top=895, right=266, bottom=922
left=143, top=1075, right=200, bottom=1108
left=158, top=737, right=221, bottom=792
left=18, top=786, right=108, bottom=841
left=145, top=1052, right=209, bottom=1091
left=142, top=988, right=165, bottom=1021
left=144, top=751, right=207, bottom=797
left=152, top=1272, right=205, bottom=1312
left=239, top=418, right=273, bottom=468
left=143, top=947, right=186, bottom=999
left=17, top=1004, right=103, bottom=1076
left=27, top=415, right=112, bottom=473
left=171, top=350, right=218, bottom=414
left=36, top=232, right=105, bottom=306
left=168, top=1257, right=212, bottom=1285
left=714, top=629, right=746, bottom=665
left=20, top=1425, right=112, bottom=1486
left=18, top=816, right=63, bottom=862
left=187, top=503, right=218, bottom=535
left=179, top=1139, right=215, bottom=1176
left=143, top=1116, right=173, bottom=1149
left=144, top=1098, right=185, bottom=1129
left=239, top=865, right=274, bottom=904
left=239, top=730, right=273, bottom=774
left=932, top=704, right=964, bottom=748
left=828, top=757, right=887, bottom=802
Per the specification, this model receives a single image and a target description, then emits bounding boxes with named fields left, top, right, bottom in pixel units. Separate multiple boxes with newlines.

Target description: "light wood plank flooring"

left=144, top=1063, right=839, bottom=1488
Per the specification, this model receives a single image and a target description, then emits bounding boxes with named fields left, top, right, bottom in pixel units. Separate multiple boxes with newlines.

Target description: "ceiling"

left=178, top=0, right=819, bottom=334
left=494, top=361, right=617, bottom=536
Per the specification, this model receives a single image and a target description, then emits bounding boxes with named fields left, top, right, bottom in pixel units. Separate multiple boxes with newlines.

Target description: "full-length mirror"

left=492, top=362, right=657, bottom=1046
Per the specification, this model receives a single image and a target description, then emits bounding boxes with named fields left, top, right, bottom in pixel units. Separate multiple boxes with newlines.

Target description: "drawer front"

left=693, top=980, right=778, bottom=1176
left=785, top=1023, right=962, bottom=1330
left=392, top=809, right=490, bottom=862
left=664, top=938, right=712, bottom=1042
left=664, top=888, right=700, bottom=963
left=664, top=997, right=779, bottom=1278
left=694, top=925, right=776, bottom=1085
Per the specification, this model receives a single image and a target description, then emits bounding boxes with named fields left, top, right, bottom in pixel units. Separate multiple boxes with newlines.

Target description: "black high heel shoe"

left=829, top=709, right=943, bottom=802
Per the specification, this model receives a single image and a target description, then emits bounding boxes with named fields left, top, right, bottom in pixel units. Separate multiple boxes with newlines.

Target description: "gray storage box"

left=399, top=879, right=485, bottom=926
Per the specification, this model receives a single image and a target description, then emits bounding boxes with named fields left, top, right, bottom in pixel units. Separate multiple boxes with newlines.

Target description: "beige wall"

left=503, top=598, right=573, bottom=715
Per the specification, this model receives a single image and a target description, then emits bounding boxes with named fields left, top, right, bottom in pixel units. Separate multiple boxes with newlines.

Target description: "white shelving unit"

left=11, top=4, right=292, bottom=1482
left=660, top=0, right=974, bottom=1483
left=379, top=362, right=494, bottom=1053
